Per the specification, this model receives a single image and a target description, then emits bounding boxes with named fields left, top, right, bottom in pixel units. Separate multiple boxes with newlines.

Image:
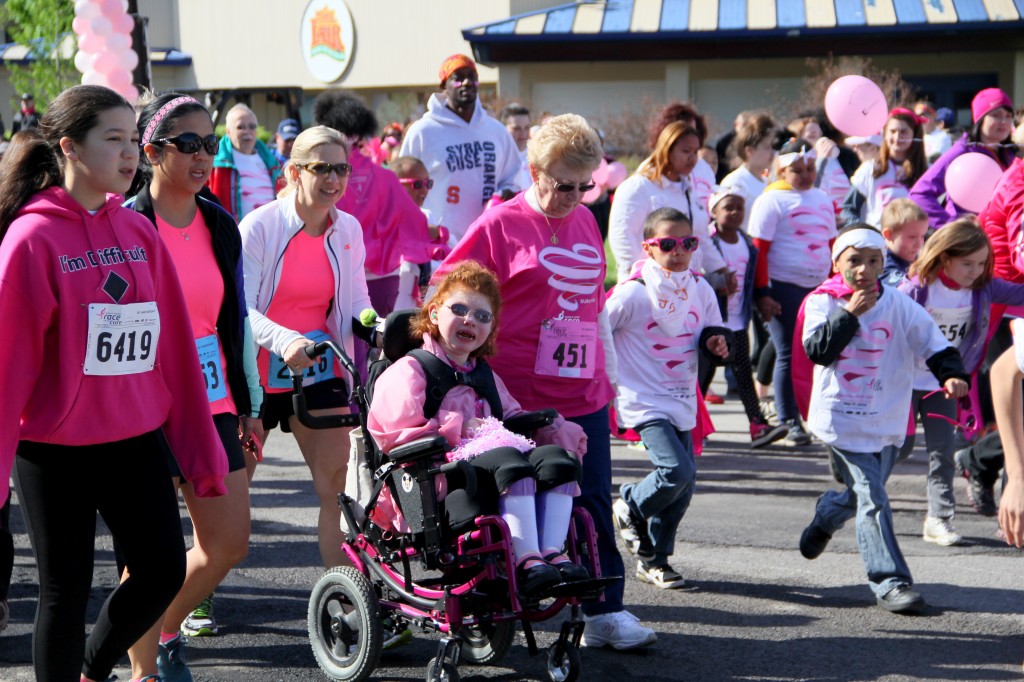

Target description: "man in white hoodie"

left=399, top=54, right=523, bottom=245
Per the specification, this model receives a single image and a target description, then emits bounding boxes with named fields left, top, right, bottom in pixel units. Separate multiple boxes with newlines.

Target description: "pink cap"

left=971, top=88, right=1012, bottom=124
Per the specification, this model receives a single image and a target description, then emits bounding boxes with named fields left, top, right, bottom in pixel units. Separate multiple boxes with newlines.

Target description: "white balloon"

left=74, top=0, right=101, bottom=20
left=81, top=68, right=107, bottom=87
left=73, top=49, right=96, bottom=74
left=106, top=32, right=131, bottom=52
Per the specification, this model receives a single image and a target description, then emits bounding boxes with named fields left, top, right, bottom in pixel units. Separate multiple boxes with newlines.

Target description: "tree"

left=1, top=0, right=77, bottom=112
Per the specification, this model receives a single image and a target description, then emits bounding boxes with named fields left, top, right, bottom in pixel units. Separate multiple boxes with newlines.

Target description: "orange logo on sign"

left=310, top=6, right=346, bottom=61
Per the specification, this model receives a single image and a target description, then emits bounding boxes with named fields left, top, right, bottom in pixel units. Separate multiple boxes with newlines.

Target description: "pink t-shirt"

left=434, top=192, right=614, bottom=417
left=156, top=210, right=236, bottom=416
left=258, top=227, right=338, bottom=393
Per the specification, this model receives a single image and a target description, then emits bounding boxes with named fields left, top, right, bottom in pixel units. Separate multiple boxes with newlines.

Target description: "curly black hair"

left=312, top=90, right=378, bottom=140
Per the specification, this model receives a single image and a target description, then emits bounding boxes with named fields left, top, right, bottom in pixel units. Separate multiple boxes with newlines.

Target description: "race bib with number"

left=268, top=329, right=335, bottom=388
left=929, top=306, right=972, bottom=349
left=196, top=334, right=227, bottom=403
left=84, top=303, right=160, bottom=376
left=534, top=319, right=597, bottom=379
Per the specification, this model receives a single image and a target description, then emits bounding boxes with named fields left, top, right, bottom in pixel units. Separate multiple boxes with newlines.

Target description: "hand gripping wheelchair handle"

left=291, top=340, right=360, bottom=430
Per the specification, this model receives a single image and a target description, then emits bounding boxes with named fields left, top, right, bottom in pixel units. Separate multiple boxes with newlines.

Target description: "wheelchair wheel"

left=425, top=657, right=461, bottom=682
left=457, top=621, right=515, bottom=665
left=546, top=641, right=581, bottom=682
left=308, top=566, right=382, bottom=681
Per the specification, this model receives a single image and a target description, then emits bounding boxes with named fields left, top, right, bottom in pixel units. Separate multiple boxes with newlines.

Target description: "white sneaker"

left=923, top=516, right=962, bottom=546
left=636, top=561, right=686, bottom=589
left=581, top=610, right=657, bottom=650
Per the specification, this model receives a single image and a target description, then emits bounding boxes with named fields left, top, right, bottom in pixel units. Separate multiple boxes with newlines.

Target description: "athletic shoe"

left=922, top=516, right=963, bottom=546
left=750, top=421, right=789, bottom=449
left=181, top=594, right=217, bottom=637
left=705, top=390, right=724, bottom=405
left=876, top=584, right=925, bottom=614
left=799, top=517, right=832, bottom=560
left=612, top=498, right=655, bottom=561
left=636, top=561, right=686, bottom=589
left=0, top=598, right=8, bottom=633
left=955, top=448, right=997, bottom=517
left=783, top=420, right=812, bottom=446
left=581, top=610, right=657, bottom=650
left=157, top=632, right=193, bottom=682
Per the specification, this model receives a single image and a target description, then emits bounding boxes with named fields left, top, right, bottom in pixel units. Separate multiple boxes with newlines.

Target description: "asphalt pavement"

left=2, top=376, right=1023, bottom=681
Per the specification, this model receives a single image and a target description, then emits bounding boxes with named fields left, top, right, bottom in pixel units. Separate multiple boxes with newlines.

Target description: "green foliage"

left=2, top=0, right=77, bottom=111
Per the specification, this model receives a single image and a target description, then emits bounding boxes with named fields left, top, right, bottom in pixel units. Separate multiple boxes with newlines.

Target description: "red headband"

left=438, top=54, right=476, bottom=88
left=888, top=107, right=927, bottom=126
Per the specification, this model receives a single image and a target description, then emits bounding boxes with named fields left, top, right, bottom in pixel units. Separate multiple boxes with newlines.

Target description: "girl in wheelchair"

left=367, top=260, right=589, bottom=598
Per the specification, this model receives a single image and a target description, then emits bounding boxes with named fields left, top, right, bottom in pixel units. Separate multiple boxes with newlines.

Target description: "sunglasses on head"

left=399, top=178, right=434, bottom=190
left=445, top=303, right=494, bottom=324
left=643, top=236, right=700, bottom=253
left=296, top=161, right=353, bottom=178
left=154, top=133, right=219, bottom=156
left=546, top=175, right=596, bottom=194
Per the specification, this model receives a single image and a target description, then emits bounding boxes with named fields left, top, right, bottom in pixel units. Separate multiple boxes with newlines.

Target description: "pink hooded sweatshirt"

left=0, top=186, right=228, bottom=505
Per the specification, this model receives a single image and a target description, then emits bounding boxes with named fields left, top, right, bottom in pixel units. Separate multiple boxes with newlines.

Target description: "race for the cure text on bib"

left=84, top=303, right=161, bottom=376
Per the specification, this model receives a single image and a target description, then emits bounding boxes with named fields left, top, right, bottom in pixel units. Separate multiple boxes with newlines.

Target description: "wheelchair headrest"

left=382, top=309, right=424, bottom=362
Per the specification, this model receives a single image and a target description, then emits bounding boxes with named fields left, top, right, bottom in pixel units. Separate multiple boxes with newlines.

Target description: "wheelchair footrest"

left=531, top=576, right=620, bottom=601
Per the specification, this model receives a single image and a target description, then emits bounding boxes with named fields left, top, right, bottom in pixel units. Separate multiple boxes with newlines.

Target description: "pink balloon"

left=74, top=0, right=101, bottom=19
left=592, top=158, right=609, bottom=186
left=93, top=50, right=120, bottom=74
left=89, top=15, right=113, bottom=36
left=945, top=152, right=1003, bottom=213
left=99, top=0, right=125, bottom=18
left=120, top=47, right=139, bottom=71
left=582, top=183, right=602, bottom=204
left=113, top=12, right=134, bottom=34
left=105, top=69, right=133, bottom=92
left=77, top=31, right=104, bottom=53
left=106, top=32, right=131, bottom=52
left=81, top=69, right=107, bottom=87
left=72, top=16, right=90, bottom=36
left=824, top=75, right=888, bottom=137
left=119, top=83, right=139, bottom=105
left=73, top=49, right=96, bottom=74
left=605, top=161, right=628, bottom=190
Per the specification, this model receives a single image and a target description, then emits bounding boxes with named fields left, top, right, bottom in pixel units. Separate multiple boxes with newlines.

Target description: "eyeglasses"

left=296, top=161, right=352, bottom=178
left=445, top=303, right=493, bottom=324
left=399, top=178, right=434, bottom=190
left=643, top=236, right=700, bottom=253
left=923, top=388, right=976, bottom=433
left=154, top=133, right=219, bottom=156
left=545, top=175, right=596, bottom=194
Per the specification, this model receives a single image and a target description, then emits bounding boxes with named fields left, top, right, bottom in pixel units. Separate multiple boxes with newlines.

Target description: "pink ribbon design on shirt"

left=538, top=243, right=603, bottom=312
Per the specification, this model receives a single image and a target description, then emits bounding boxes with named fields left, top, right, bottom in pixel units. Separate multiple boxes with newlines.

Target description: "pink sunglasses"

left=922, top=388, right=976, bottom=434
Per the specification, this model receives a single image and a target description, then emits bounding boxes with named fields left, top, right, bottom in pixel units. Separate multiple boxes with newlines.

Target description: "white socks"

left=537, top=485, right=574, bottom=555
left=499, top=491, right=541, bottom=562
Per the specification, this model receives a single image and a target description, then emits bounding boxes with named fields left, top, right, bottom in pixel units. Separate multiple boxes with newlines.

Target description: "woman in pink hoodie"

left=0, top=85, right=227, bottom=682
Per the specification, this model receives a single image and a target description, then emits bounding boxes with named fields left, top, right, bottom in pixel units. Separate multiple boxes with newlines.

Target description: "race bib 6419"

left=84, top=303, right=160, bottom=376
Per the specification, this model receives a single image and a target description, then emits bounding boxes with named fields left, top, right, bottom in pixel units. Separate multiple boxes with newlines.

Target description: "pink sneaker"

left=705, top=390, right=724, bottom=405
left=750, top=422, right=789, bottom=449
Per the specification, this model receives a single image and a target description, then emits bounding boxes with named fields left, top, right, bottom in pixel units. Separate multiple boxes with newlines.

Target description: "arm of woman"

left=993, top=345, right=1024, bottom=547
left=607, top=176, right=647, bottom=279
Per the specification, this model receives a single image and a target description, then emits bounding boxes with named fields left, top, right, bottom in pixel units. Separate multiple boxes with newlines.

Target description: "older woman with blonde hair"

left=434, top=113, right=657, bottom=651
left=609, top=121, right=729, bottom=286
left=240, top=125, right=374, bottom=568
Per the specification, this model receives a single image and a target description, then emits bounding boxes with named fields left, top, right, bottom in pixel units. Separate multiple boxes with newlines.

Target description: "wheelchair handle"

left=292, top=339, right=362, bottom=431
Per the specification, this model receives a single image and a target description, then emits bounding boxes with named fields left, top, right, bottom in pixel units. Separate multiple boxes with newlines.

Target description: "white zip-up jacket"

left=240, top=192, right=373, bottom=362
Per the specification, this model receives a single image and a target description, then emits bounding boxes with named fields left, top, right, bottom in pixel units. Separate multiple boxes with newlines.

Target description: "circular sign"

left=300, top=0, right=355, bottom=83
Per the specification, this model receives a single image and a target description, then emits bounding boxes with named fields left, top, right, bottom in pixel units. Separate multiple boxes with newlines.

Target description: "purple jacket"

left=898, top=275, right=1024, bottom=373
left=909, top=134, right=1014, bottom=229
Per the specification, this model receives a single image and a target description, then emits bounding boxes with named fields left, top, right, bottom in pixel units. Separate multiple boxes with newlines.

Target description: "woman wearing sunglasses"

left=898, top=219, right=1024, bottom=546
left=240, top=125, right=374, bottom=570
left=122, top=92, right=264, bottom=681
left=434, top=114, right=657, bottom=651
left=609, top=121, right=730, bottom=289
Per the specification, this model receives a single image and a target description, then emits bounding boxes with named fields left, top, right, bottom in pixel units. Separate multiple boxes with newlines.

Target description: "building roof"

left=464, top=0, right=1024, bottom=62
left=0, top=34, right=191, bottom=67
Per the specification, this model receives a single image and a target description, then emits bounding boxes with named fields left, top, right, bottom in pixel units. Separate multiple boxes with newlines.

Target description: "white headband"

left=708, top=185, right=743, bottom=213
left=777, top=146, right=817, bottom=169
left=831, top=228, right=887, bottom=261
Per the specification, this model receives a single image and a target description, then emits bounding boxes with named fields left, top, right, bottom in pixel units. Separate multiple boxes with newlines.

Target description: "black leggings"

left=14, top=432, right=186, bottom=681
left=443, top=445, right=581, bottom=529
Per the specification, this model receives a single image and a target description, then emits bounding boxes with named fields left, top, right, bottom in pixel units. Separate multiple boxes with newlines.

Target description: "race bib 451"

left=84, top=303, right=160, bottom=376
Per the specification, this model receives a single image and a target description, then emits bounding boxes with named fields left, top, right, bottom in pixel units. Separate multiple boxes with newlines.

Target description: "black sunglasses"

left=643, top=236, right=700, bottom=253
left=547, top=175, right=596, bottom=193
left=297, top=161, right=353, bottom=178
left=446, top=303, right=494, bottom=324
left=154, top=133, right=219, bottom=156
left=399, top=178, right=435, bottom=190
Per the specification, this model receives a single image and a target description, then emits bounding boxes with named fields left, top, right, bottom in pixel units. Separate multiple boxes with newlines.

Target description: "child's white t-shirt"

left=747, top=187, right=837, bottom=288
left=850, top=160, right=910, bottom=228
left=717, top=237, right=749, bottom=332
left=803, top=287, right=951, bottom=451
left=720, top=165, right=765, bottom=232
left=912, top=279, right=973, bottom=390
left=607, top=272, right=723, bottom=431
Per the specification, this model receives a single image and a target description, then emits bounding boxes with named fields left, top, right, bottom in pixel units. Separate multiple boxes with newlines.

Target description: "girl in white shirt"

left=721, top=113, right=775, bottom=232
left=841, top=109, right=928, bottom=228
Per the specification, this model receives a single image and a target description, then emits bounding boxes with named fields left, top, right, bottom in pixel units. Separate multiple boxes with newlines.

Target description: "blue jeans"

left=621, top=420, right=696, bottom=565
left=813, top=444, right=912, bottom=598
left=567, top=406, right=625, bottom=616
left=766, top=280, right=813, bottom=424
